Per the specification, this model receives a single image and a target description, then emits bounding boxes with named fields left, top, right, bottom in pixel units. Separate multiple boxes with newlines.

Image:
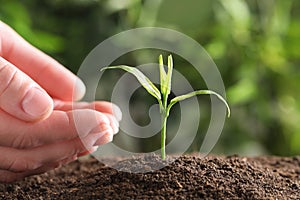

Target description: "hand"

left=0, top=21, right=121, bottom=182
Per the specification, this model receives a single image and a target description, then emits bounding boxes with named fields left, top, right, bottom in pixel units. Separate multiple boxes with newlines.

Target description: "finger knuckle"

left=12, top=133, right=34, bottom=149
left=8, top=158, right=40, bottom=172
left=0, top=60, right=18, bottom=96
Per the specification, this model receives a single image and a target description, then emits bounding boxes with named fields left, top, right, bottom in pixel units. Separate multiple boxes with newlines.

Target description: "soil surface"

left=0, top=154, right=300, bottom=199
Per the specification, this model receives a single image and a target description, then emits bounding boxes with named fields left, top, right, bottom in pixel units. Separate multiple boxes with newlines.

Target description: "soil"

left=0, top=154, right=300, bottom=199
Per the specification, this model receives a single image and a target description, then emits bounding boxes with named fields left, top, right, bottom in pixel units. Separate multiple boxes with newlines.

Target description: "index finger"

left=0, top=21, right=86, bottom=101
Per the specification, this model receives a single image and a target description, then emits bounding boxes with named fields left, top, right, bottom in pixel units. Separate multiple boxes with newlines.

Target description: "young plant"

left=101, top=55, right=230, bottom=160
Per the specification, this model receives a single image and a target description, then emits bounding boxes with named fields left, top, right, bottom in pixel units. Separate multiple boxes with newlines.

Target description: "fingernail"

left=112, top=104, right=122, bottom=121
left=90, top=123, right=112, bottom=135
left=89, top=123, right=114, bottom=146
left=112, top=117, right=119, bottom=134
left=94, top=132, right=113, bottom=146
left=22, top=87, right=53, bottom=118
left=90, top=146, right=99, bottom=153
left=73, top=78, right=86, bottom=101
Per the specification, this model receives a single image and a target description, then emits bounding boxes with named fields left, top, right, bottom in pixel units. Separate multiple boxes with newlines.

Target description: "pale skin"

left=0, top=21, right=121, bottom=183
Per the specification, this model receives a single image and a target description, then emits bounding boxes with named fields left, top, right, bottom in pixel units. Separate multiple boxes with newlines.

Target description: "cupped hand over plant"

left=0, top=21, right=121, bottom=183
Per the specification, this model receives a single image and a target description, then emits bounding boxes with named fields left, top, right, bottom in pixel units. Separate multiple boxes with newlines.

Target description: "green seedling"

left=101, top=55, right=230, bottom=160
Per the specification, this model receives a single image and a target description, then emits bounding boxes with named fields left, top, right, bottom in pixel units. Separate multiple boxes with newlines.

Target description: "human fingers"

left=0, top=130, right=113, bottom=173
left=0, top=21, right=85, bottom=101
left=0, top=109, right=115, bottom=149
left=0, top=154, right=79, bottom=183
left=53, top=100, right=122, bottom=121
left=77, top=146, right=98, bottom=157
left=0, top=57, right=53, bottom=122
left=53, top=100, right=121, bottom=134
left=104, top=113, right=119, bottom=135
left=0, top=162, right=60, bottom=183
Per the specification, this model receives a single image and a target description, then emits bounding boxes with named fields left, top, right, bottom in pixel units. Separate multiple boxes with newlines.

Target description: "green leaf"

left=159, top=54, right=167, bottom=95
left=101, top=65, right=161, bottom=101
left=167, top=90, right=231, bottom=117
left=165, top=55, right=173, bottom=96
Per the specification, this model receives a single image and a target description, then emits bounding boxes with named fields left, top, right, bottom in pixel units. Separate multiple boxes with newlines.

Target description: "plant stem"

left=161, top=95, right=168, bottom=160
left=161, top=113, right=168, bottom=160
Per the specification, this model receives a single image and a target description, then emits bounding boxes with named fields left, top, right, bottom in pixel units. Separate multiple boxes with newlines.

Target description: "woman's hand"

left=0, top=21, right=121, bottom=182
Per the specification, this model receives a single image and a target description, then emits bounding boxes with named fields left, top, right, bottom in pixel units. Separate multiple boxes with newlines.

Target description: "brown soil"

left=0, top=154, right=300, bottom=199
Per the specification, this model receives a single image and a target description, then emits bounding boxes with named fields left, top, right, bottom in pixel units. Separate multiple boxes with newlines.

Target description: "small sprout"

left=101, top=55, right=230, bottom=160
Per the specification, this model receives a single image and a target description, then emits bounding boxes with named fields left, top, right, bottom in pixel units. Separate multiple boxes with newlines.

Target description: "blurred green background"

left=1, top=0, right=300, bottom=156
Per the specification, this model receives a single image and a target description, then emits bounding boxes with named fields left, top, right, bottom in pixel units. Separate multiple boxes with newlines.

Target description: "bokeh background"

left=1, top=0, right=300, bottom=156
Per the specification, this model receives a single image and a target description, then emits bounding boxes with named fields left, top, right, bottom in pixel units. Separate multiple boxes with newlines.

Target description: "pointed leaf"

left=159, top=55, right=167, bottom=95
left=167, top=90, right=230, bottom=117
left=101, top=66, right=161, bottom=101
left=165, top=55, right=173, bottom=96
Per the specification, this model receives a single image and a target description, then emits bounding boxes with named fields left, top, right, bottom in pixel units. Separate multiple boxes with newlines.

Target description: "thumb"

left=0, top=57, right=53, bottom=122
